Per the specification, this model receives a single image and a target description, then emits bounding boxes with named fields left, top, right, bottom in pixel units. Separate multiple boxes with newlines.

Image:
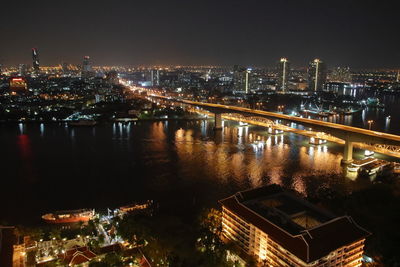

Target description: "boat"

left=119, top=200, right=153, bottom=214
left=364, top=150, right=374, bottom=157
left=68, top=120, right=97, bottom=126
left=309, top=137, right=327, bottom=145
left=42, top=209, right=95, bottom=224
left=347, top=157, right=377, bottom=172
left=364, top=98, right=385, bottom=108
left=359, top=160, right=391, bottom=176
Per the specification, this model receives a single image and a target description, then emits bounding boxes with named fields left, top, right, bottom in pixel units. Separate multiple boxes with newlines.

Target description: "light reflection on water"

left=1, top=120, right=395, bottom=223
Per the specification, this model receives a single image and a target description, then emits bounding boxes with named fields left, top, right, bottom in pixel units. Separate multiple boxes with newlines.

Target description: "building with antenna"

left=220, top=185, right=369, bottom=266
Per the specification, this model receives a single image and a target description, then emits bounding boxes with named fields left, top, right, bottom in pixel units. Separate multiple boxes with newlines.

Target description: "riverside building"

left=219, top=186, right=369, bottom=267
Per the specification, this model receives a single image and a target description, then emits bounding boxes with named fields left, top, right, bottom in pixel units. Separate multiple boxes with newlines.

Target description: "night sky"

left=0, top=0, right=399, bottom=68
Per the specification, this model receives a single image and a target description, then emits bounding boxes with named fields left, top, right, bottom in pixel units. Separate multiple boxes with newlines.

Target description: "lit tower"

left=277, top=58, right=290, bottom=92
left=32, top=48, right=40, bottom=73
left=308, top=59, right=326, bottom=91
left=245, top=68, right=251, bottom=94
left=81, top=56, right=92, bottom=78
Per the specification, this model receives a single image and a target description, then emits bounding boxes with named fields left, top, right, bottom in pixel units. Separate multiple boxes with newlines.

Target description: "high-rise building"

left=330, top=67, right=352, bottom=83
left=150, top=69, right=160, bottom=86
left=220, top=186, right=370, bottom=266
left=233, top=65, right=251, bottom=93
left=32, top=48, right=40, bottom=73
left=308, top=59, right=327, bottom=91
left=277, top=58, right=290, bottom=92
left=81, top=56, right=92, bottom=78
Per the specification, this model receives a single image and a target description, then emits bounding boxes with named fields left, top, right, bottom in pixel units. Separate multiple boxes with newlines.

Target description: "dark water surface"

left=1, top=120, right=398, bottom=225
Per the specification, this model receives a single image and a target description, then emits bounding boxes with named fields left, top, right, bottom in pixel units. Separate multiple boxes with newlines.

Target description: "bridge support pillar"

left=214, top=113, right=223, bottom=130
left=342, top=139, right=353, bottom=164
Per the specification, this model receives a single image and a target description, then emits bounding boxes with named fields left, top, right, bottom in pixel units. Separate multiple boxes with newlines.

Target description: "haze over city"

left=1, top=0, right=399, bottom=67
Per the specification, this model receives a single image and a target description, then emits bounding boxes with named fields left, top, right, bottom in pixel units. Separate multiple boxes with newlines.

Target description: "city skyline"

left=0, top=0, right=399, bottom=68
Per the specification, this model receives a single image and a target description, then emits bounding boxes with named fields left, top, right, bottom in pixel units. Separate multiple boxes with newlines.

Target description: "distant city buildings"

left=220, top=186, right=369, bottom=266
left=18, top=64, right=28, bottom=77
left=308, top=59, right=327, bottom=91
left=277, top=58, right=290, bottom=92
left=330, top=66, right=351, bottom=83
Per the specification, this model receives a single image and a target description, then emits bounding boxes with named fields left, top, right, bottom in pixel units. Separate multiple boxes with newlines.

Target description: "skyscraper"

left=308, top=59, right=327, bottom=91
left=32, top=48, right=40, bottom=73
left=81, top=56, right=92, bottom=78
left=233, top=65, right=246, bottom=92
left=150, top=69, right=160, bottom=86
left=277, top=58, right=290, bottom=92
left=233, top=65, right=252, bottom=93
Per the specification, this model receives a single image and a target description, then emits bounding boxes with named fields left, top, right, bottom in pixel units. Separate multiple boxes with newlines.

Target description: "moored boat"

left=42, top=209, right=95, bottom=224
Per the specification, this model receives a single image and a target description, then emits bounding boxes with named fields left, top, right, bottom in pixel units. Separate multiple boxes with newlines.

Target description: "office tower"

left=81, top=56, right=92, bottom=78
left=308, top=59, right=327, bottom=91
left=277, top=58, right=290, bottom=92
left=150, top=69, right=160, bottom=86
left=330, top=67, right=352, bottom=83
left=220, top=186, right=370, bottom=266
left=0, top=63, right=2, bottom=75
left=245, top=68, right=251, bottom=94
left=233, top=65, right=251, bottom=93
left=32, top=48, right=40, bottom=73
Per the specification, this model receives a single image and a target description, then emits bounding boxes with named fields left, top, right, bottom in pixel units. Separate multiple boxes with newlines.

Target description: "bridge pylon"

left=214, top=113, right=223, bottom=131
left=342, top=139, right=354, bottom=164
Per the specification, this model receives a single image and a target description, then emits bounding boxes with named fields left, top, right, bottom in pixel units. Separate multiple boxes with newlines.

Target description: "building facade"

left=32, top=48, right=40, bottom=73
left=308, top=59, right=327, bottom=91
left=220, top=186, right=369, bottom=267
left=277, top=58, right=290, bottom=92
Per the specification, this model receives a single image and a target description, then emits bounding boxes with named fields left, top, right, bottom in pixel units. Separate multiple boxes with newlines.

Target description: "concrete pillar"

left=214, top=113, right=222, bottom=130
left=342, top=139, right=353, bottom=164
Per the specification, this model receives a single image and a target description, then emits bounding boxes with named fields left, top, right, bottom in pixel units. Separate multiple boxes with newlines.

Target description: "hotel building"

left=219, top=186, right=370, bottom=267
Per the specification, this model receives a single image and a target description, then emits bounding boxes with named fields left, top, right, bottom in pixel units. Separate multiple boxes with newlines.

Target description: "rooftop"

left=219, top=185, right=371, bottom=263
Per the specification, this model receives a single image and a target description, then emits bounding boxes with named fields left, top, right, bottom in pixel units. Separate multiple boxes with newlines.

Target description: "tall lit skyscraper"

left=245, top=68, right=251, bottom=94
left=32, top=48, right=40, bottom=73
left=81, top=56, right=92, bottom=78
left=150, top=69, right=160, bottom=86
left=277, top=58, right=290, bottom=92
left=308, top=59, right=327, bottom=91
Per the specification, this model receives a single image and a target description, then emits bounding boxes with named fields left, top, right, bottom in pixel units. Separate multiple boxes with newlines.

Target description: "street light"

left=367, top=120, right=373, bottom=130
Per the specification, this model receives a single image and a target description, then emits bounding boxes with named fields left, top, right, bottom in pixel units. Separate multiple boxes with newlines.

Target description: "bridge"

left=179, top=99, right=400, bottom=163
left=122, top=82, right=400, bottom=163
